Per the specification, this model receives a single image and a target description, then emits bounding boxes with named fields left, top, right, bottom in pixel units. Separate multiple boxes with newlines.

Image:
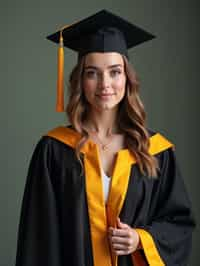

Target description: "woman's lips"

left=96, top=93, right=115, bottom=99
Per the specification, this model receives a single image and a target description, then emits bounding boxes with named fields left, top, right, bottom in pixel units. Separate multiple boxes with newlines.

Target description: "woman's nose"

left=99, top=73, right=111, bottom=89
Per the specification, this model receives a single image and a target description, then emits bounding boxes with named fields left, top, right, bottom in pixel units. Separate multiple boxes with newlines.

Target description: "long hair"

left=66, top=54, right=159, bottom=177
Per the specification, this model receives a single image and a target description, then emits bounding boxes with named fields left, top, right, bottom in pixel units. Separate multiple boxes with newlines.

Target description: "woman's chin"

left=95, top=101, right=116, bottom=110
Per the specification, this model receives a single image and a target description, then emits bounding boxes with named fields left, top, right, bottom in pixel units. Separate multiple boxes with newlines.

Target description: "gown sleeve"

left=134, top=147, right=196, bottom=266
left=15, top=137, right=62, bottom=266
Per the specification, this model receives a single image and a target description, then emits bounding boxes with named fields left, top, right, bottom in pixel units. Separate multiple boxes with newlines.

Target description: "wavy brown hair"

left=66, top=54, right=159, bottom=177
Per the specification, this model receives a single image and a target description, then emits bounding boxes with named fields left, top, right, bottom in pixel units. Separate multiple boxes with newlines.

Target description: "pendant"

left=102, top=144, right=108, bottom=150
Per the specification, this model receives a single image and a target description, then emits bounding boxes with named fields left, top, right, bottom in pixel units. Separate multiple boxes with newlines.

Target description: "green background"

left=0, top=0, right=199, bottom=265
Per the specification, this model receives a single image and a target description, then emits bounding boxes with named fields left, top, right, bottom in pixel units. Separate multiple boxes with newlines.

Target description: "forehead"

left=84, top=52, right=124, bottom=68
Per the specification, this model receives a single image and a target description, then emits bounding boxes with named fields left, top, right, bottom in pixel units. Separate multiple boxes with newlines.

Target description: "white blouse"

left=101, top=169, right=111, bottom=203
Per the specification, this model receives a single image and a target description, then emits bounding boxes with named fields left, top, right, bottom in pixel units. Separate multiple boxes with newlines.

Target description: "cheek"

left=114, top=78, right=126, bottom=97
left=83, top=79, right=97, bottom=100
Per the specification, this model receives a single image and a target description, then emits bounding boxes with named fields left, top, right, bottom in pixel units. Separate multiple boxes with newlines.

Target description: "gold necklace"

left=90, top=131, right=113, bottom=150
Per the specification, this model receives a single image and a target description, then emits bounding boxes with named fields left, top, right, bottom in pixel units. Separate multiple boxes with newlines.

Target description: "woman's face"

left=82, top=52, right=126, bottom=111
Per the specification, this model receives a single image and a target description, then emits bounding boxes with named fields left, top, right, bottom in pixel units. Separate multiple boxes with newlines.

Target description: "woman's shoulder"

left=147, top=127, right=157, bottom=137
left=28, top=125, right=78, bottom=167
left=34, top=124, right=75, bottom=151
left=146, top=127, right=175, bottom=159
left=147, top=127, right=173, bottom=144
left=147, top=127, right=170, bottom=139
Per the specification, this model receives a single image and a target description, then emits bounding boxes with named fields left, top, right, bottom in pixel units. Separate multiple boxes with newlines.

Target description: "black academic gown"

left=15, top=126, right=195, bottom=266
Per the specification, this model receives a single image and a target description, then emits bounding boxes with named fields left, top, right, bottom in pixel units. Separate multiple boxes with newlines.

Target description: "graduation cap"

left=46, top=9, right=155, bottom=112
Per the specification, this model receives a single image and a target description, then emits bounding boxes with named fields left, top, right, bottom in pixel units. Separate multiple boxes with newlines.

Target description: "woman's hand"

left=108, top=217, right=140, bottom=256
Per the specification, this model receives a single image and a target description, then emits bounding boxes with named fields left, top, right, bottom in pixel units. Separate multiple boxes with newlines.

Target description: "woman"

left=15, top=10, right=195, bottom=266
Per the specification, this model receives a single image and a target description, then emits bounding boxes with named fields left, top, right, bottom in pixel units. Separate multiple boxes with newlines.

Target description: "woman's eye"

left=110, top=70, right=121, bottom=77
left=85, top=71, right=97, bottom=78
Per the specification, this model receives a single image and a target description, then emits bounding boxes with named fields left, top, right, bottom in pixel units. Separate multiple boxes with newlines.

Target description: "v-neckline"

left=101, top=168, right=111, bottom=179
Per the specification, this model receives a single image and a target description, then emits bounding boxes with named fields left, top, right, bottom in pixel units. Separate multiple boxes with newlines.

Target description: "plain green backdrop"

left=0, top=0, right=199, bottom=265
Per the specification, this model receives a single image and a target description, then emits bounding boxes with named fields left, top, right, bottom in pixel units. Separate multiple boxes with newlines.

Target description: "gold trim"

left=135, top=229, right=165, bottom=266
left=84, top=147, right=112, bottom=266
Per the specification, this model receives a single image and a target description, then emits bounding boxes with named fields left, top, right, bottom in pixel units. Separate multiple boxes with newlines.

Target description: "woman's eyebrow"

left=84, top=66, right=99, bottom=70
left=84, top=64, right=123, bottom=70
left=108, top=64, right=123, bottom=69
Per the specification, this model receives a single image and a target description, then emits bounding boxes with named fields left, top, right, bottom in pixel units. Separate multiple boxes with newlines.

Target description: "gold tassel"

left=56, top=31, right=64, bottom=112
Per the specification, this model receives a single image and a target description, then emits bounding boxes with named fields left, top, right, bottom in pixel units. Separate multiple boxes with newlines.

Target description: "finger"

left=108, top=227, right=115, bottom=235
left=112, top=243, right=127, bottom=251
left=110, top=228, right=130, bottom=237
left=115, top=250, right=130, bottom=256
left=117, top=218, right=130, bottom=229
left=111, top=236, right=134, bottom=247
left=117, top=217, right=121, bottom=227
left=110, top=236, right=129, bottom=244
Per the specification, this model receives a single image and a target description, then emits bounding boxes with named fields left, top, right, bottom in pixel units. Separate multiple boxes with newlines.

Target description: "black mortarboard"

left=46, top=10, right=155, bottom=112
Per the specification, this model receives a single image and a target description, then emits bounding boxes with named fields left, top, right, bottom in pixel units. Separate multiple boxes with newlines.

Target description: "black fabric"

left=15, top=131, right=195, bottom=266
left=46, top=9, right=155, bottom=58
left=119, top=148, right=195, bottom=265
left=77, top=27, right=129, bottom=59
left=15, top=137, right=94, bottom=266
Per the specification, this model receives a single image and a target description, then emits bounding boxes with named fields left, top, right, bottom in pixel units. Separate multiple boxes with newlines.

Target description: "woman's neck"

left=84, top=108, right=119, bottom=137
